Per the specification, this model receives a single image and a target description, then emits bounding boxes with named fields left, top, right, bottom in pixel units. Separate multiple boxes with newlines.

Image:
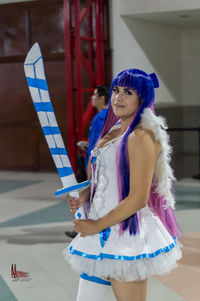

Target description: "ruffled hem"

left=63, top=241, right=182, bottom=282
left=68, top=237, right=177, bottom=260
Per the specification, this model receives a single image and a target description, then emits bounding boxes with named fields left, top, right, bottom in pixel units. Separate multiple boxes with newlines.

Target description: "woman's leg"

left=110, top=278, right=147, bottom=301
left=76, top=274, right=111, bottom=301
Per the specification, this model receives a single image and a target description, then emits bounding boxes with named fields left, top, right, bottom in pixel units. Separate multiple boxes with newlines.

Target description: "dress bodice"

left=89, top=137, right=121, bottom=219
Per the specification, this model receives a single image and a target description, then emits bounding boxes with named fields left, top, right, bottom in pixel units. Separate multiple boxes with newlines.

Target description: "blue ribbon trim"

left=55, top=180, right=90, bottom=197
left=69, top=237, right=177, bottom=261
left=99, top=227, right=111, bottom=248
left=91, top=156, right=97, bottom=164
left=80, top=273, right=111, bottom=286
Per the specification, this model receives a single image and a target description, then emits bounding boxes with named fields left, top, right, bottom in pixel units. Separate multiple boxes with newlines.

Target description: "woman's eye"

left=113, top=88, right=119, bottom=94
left=124, top=90, right=132, bottom=95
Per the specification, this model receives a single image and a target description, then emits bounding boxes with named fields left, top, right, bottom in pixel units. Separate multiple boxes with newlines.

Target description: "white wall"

left=182, top=28, right=200, bottom=106
left=119, top=0, right=200, bottom=15
left=110, top=0, right=182, bottom=106
left=111, top=0, right=200, bottom=178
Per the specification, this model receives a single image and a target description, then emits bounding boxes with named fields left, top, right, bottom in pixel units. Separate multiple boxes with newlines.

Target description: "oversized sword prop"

left=24, top=43, right=90, bottom=219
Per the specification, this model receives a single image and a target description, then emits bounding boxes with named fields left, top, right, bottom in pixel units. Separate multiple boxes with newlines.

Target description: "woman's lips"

left=114, top=104, right=125, bottom=108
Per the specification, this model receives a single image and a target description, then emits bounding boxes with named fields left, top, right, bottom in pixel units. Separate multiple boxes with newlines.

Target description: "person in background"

left=85, top=85, right=110, bottom=169
left=65, top=85, right=109, bottom=239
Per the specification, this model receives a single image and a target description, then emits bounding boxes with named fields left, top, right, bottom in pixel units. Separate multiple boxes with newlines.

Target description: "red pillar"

left=63, top=0, right=76, bottom=170
left=63, top=0, right=108, bottom=172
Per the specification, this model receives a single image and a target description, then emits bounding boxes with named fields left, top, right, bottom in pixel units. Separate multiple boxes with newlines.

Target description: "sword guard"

left=55, top=180, right=90, bottom=219
left=55, top=180, right=90, bottom=197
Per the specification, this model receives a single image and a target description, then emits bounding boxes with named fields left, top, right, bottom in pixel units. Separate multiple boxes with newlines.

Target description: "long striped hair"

left=93, top=69, right=181, bottom=237
left=97, top=69, right=159, bottom=235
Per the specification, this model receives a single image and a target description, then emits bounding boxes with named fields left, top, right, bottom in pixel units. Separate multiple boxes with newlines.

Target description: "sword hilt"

left=69, top=190, right=86, bottom=219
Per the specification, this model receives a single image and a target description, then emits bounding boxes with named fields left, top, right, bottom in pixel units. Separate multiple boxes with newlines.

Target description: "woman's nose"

left=116, top=93, right=123, bottom=101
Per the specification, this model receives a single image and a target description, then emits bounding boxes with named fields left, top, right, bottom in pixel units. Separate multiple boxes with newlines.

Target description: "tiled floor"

left=0, top=171, right=199, bottom=301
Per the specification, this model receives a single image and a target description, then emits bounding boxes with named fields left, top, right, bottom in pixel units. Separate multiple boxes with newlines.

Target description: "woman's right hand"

left=66, top=187, right=90, bottom=214
left=66, top=195, right=84, bottom=214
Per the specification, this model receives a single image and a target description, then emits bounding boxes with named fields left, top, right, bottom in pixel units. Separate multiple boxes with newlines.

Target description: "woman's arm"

left=86, top=157, right=92, bottom=180
left=74, top=129, right=158, bottom=235
left=97, top=129, right=157, bottom=230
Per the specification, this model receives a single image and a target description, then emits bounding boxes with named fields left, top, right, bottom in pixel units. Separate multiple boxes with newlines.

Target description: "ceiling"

left=126, top=9, right=200, bottom=29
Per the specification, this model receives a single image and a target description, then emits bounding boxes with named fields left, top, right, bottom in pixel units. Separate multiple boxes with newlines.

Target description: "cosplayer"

left=64, top=69, right=182, bottom=301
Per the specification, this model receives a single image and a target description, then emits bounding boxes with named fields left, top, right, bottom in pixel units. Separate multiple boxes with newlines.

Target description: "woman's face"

left=111, top=86, right=141, bottom=118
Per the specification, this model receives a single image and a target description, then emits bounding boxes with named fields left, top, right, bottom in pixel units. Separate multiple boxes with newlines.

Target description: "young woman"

left=63, top=69, right=182, bottom=301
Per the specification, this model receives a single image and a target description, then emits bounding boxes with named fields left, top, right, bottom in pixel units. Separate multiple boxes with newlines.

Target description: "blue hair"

left=101, top=69, right=159, bottom=235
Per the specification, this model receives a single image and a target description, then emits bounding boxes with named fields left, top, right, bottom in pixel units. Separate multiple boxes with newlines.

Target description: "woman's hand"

left=73, top=219, right=99, bottom=237
left=66, top=187, right=90, bottom=214
left=66, top=195, right=85, bottom=214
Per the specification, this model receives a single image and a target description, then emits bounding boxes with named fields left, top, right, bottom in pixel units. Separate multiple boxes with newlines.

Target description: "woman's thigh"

left=110, top=278, right=147, bottom=301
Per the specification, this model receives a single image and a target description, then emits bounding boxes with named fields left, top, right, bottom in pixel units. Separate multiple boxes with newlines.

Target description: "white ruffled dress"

left=63, top=109, right=182, bottom=282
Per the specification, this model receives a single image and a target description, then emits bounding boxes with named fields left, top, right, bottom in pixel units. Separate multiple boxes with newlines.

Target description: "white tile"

left=14, top=284, right=70, bottom=301
left=147, top=277, right=187, bottom=301
left=0, top=172, right=195, bottom=301
left=59, top=280, right=79, bottom=300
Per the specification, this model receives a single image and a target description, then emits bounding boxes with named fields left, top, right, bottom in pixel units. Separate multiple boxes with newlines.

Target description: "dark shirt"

left=85, top=108, right=108, bottom=167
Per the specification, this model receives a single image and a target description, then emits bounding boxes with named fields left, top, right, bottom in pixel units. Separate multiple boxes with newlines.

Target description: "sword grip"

left=69, top=191, right=86, bottom=219
left=69, top=190, right=79, bottom=198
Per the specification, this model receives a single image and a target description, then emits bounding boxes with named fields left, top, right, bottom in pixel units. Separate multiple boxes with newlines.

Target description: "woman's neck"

left=118, top=115, right=134, bottom=135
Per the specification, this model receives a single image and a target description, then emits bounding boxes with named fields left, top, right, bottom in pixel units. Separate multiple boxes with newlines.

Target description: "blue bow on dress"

left=99, top=227, right=111, bottom=248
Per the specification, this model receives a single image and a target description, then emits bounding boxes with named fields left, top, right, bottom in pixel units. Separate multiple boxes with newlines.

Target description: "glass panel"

left=30, top=4, right=64, bottom=54
left=0, top=8, right=28, bottom=57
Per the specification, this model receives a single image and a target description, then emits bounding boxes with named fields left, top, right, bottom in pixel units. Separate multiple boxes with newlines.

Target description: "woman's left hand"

left=73, top=219, right=99, bottom=237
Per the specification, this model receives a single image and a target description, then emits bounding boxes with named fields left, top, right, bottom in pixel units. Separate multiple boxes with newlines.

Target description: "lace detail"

left=89, top=139, right=121, bottom=219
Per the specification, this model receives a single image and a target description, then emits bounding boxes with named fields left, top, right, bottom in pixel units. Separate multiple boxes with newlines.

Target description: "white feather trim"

left=140, top=108, right=176, bottom=209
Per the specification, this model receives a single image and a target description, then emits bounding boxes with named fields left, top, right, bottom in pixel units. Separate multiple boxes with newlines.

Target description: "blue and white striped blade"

left=24, top=43, right=90, bottom=200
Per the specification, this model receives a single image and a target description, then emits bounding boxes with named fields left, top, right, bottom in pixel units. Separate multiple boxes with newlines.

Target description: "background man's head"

left=91, top=85, right=110, bottom=111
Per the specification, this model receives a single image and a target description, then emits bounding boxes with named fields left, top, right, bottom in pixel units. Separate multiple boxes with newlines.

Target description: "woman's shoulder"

left=129, top=126, right=155, bottom=141
left=128, top=127, right=161, bottom=156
